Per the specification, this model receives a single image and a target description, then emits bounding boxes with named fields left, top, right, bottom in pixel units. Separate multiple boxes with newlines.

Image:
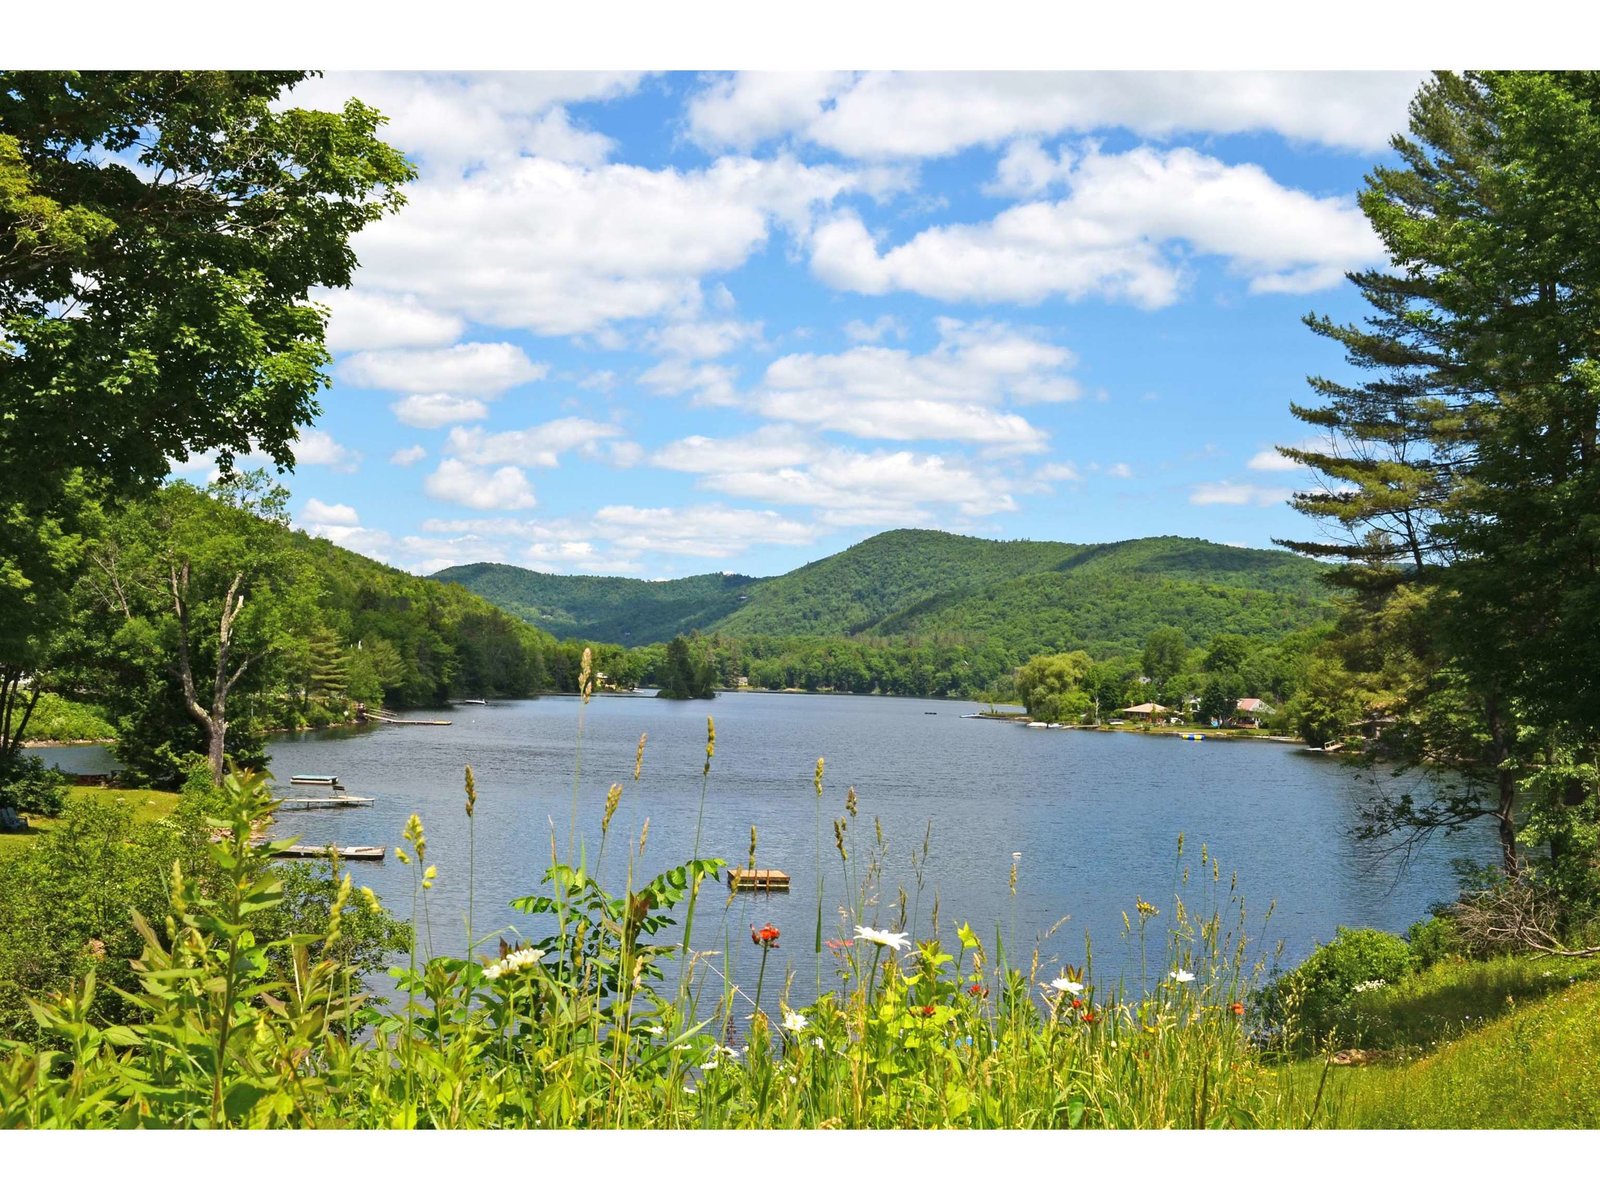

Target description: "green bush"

left=0, top=755, right=67, bottom=818
left=1273, top=926, right=1415, bottom=1044
left=1406, top=915, right=1462, bottom=969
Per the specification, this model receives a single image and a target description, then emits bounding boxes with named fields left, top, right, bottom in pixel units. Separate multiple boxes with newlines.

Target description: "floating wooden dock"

left=729, top=868, right=790, bottom=891
left=371, top=711, right=452, bottom=726
left=273, top=796, right=375, bottom=810
left=290, top=774, right=341, bottom=788
left=270, top=844, right=386, bottom=861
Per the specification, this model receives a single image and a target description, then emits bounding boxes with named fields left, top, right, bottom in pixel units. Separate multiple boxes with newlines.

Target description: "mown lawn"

left=0, top=785, right=180, bottom=860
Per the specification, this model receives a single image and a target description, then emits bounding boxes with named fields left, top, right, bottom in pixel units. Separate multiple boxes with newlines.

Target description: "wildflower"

left=1170, top=969, right=1196, bottom=984
left=968, top=983, right=988, bottom=998
left=1044, top=976, right=1085, bottom=996
left=751, top=922, right=780, bottom=948
left=1070, top=997, right=1083, bottom=1009
left=1352, top=979, right=1387, bottom=994
left=783, top=1010, right=809, bottom=1033
left=699, top=1045, right=740, bottom=1070
left=1081, top=1009, right=1097, bottom=1024
left=854, top=925, right=911, bottom=952
left=484, top=945, right=545, bottom=981
left=921, top=1005, right=936, bottom=1017
left=1230, top=1001, right=1246, bottom=1017
left=824, top=938, right=854, bottom=951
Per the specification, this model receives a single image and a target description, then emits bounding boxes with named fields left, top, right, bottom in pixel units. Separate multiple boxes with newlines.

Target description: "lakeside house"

left=1233, top=697, right=1276, bottom=728
left=1121, top=702, right=1171, bottom=725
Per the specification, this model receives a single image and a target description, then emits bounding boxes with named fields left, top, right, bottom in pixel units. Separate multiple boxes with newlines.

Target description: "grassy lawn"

left=1323, top=954, right=1600, bottom=1053
left=0, top=785, right=180, bottom=860
left=1316, top=977, right=1600, bottom=1128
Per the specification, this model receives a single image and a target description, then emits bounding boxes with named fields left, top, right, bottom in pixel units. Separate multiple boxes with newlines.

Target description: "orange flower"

left=1229, top=1001, right=1245, bottom=1017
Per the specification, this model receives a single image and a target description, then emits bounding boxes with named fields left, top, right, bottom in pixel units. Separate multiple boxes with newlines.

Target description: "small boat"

left=1026, top=721, right=1048, bottom=728
left=924, top=711, right=938, bottom=715
left=457, top=698, right=488, bottom=705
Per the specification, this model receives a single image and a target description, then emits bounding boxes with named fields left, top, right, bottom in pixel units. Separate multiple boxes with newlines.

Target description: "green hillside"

left=433, top=563, right=760, bottom=645
left=434, top=529, right=1332, bottom=661
left=712, top=530, right=1073, bottom=636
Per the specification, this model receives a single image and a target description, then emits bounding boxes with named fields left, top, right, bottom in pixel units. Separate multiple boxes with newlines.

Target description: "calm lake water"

left=35, top=692, right=1495, bottom=1003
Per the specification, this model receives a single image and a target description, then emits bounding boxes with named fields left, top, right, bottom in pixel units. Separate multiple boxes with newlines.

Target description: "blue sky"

left=174, top=71, right=1428, bottom=580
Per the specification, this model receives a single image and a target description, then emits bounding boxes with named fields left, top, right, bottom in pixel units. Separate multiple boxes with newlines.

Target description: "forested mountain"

left=436, top=530, right=1332, bottom=659
left=433, top=563, right=758, bottom=645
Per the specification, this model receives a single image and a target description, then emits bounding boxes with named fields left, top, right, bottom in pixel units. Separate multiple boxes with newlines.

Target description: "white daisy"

left=854, top=925, right=912, bottom=952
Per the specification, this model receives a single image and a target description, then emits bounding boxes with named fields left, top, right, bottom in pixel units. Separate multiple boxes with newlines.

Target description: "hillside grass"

left=0, top=785, right=179, bottom=859
left=1315, top=973, right=1600, bottom=1128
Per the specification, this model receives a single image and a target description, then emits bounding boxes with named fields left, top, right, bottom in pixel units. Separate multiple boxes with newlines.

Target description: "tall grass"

left=0, top=697, right=1357, bottom=1129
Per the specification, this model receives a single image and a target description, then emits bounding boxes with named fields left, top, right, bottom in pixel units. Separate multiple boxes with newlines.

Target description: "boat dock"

left=729, top=868, right=791, bottom=891
left=370, top=709, right=452, bottom=726
left=273, top=795, right=375, bottom=810
left=269, top=843, right=386, bottom=862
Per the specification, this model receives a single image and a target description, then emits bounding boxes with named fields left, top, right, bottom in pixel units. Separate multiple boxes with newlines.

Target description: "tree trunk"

left=1486, top=693, right=1520, bottom=878
left=171, top=564, right=250, bottom=787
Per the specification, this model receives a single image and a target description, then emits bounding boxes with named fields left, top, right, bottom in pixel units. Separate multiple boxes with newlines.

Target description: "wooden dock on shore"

left=729, top=868, right=790, bottom=891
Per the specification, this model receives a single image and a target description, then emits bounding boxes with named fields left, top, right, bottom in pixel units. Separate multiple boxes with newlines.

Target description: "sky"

left=171, top=69, right=1429, bottom=581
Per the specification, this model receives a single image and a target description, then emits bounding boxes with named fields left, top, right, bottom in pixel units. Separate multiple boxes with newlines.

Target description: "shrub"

left=1406, top=915, right=1462, bottom=969
left=0, top=755, right=67, bottom=818
left=1273, top=926, right=1414, bottom=1045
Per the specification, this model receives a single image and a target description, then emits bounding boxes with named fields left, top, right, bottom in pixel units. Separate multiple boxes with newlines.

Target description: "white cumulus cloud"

left=390, top=393, right=490, bottom=429
left=341, top=343, right=547, bottom=395
left=687, top=71, right=1425, bottom=158
left=442, top=418, right=626, bottom=469
left=318, top=289, right=465, bottom=353
left=811, top=145, right=1382, bottom=307
left=424, top=459, right=538, bottom=510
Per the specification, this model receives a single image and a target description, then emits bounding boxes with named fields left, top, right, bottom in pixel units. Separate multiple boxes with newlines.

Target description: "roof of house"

left=1236, top=698, right=1276, bottom=713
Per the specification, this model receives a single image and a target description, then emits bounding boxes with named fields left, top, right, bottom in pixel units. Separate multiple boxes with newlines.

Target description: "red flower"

left=1080, top=1009, right=1096, bottom=1024
left=824, top=938, right=854, bottom=951
left=751, top=922, right=781, bottom=947
left=1070, top=997, right=1083, bottom=1009
left=922, top=1005, right=936, bottom=1017
left=968, top=983, right=988, bottom=998
left=1229, top=1001, right=1245, bottom=1017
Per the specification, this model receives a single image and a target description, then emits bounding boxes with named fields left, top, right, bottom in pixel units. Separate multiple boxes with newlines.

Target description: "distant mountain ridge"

left=433, top=530, right=1333, bottom=658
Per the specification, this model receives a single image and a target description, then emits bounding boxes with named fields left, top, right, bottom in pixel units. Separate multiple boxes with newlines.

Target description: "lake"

left=34, top=691, right=1494, bottom=1004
